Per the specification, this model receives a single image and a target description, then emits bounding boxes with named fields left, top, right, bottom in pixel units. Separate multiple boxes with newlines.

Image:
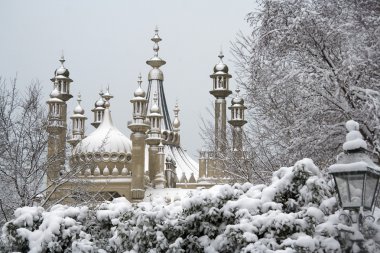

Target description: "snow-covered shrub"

left=2, top=159, right=380, bottom=252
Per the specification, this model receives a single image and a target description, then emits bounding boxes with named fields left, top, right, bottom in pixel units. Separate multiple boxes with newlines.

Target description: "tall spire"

left=146, top=27, right=166, bottom=70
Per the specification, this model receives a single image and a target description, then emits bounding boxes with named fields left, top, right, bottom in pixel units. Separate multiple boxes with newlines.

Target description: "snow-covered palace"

left=46, top=28, right=248, bottom=202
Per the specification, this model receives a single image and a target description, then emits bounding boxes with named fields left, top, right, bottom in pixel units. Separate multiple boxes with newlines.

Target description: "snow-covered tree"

left=232, top=0, right=380, bottom=169
left=0, top=78, right=48, bottom=226
left=3, top=158, right=379, bottom=252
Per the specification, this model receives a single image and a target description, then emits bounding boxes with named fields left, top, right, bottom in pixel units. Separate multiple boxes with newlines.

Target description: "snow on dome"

left=213, top=51, right=229, bottom=74
left=50, top=86, right=60, bottom=98
left=73, top=95, right=85, bottom=115
left=73, top=104, right=84, bottom=115
left=55, top=66, right=70, bottom=77
left=73, top=108, right=132, bottom=156
left=342, top=120, right=367, bottom=151
left=95, top=97, right=105, bottom=108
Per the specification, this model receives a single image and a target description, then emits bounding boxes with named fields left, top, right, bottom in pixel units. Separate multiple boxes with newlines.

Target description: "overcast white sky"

left=0, top=0, right=256, bottom=159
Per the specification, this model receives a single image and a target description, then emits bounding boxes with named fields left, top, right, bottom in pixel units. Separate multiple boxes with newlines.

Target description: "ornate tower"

left=146, top=92, right=163, bottom=183
left=228, top=87, right=247, bottom=157
left=46, top=55, right=73, bottom=182
left=128, top=75, right=150, bottom=199
left=210, top=51, right=232, bottom=154
left=91, top=91, right=105, bottom=128
left=68, top=93, right=87, bottom=147
left=144, top=27, right=198, bottom=184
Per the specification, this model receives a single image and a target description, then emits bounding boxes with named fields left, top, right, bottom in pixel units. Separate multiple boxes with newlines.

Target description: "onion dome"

left=149, top=92, right=160, bottom=114
left=73, top=93, right=85, bottom=115
left=95, top=90, right=105, bottom=108
left=231, top=87, right=244, bottom=105
left=47, top=85, right=64, bottom=104
left=134, top=74, right=146, bottom=97
left=213, top=50, right=229, bottom=74
left=50, top=85, right=60, bottom=98
left=73, top=92, right=132, bottom=158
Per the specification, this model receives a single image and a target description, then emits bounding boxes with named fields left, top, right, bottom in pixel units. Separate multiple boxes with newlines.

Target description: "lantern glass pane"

left=364, top=173, right=379, bottom=210
left=335, top=176, right=349, bottom=206
left=335, top=174, right=364, bottom=208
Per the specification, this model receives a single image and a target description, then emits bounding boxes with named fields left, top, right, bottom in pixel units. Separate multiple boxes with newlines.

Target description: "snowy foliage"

left=3, top=158, right=380, bottom=252
left=232, top=0, right=380, bottom=171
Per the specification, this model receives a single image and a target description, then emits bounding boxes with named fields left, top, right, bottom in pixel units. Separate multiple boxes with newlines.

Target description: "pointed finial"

left=102, top=86, right=113, bottom=106
left=59, top=50, right=65, bottom=65
left=235, top=86, right=240, bottom=96
left=151, top=26, right=162, bottom=43
left=77, top=92, right=82, bottom=103
left=218, top=49, right=224, bottom=61
left=174, top=100, right=180, bottom=114
left=138, top=73, right=142, bottom=86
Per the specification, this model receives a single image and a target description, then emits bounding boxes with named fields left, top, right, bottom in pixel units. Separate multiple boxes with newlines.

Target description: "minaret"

left=228, top=87, right=247, bottom=157
left=47, top=55, right=73, bottom=182
left=91, top=91, right=105, bottom=128
left=146, top=92, right=163, bottom=183
left=210, top=50, right=232, bottom=154
left=68, top=93, right=87, bottom=147
left=128, top=74, right=150, bottom=199
left=46, top=85, right=65, bottom=181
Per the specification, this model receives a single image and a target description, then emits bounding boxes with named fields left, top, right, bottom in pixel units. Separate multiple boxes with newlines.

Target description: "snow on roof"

left=165, top=145, right=199, bottom=180
left=73, top=108, right=132, bottom=155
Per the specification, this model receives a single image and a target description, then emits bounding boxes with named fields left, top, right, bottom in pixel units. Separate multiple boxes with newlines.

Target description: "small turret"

left=68, top=93, right=87, bottom=147
left=210, top=50, right=232, bottom=99
left=146, top=92, right=163, bottom=182
left=228, top=87, right=247, bottom=154
left=146, top=92, right=163, bottom=145
left=91, top=90, right=105, bottom=128
left=46, top=85, right=65, bottom=134
left=130, top=74, right=148, bottom=126
left=128, top=74, right=151, bottom=200
left=51, top=54, right=73, bottom=102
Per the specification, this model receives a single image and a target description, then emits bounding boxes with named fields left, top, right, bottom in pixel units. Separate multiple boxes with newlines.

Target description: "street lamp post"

left=328, top=120, right=380, bottom=251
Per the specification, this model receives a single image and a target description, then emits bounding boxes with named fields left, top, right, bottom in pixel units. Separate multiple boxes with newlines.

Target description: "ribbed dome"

left=232, top=97, right=244, bottom=105
left=150, top=103, right=160, bottom=114
left=213, top=51, right=229, bottom=74
left=213, top=62, right=229, bottom=73
left=50, top=86, right=60, bottom=98
left=95, top=97, right=105, bottom=108
left=73, top=104, right=85, bottom=115
left=232, top=87, right=244, bottom=105
left=73, top=108, right=132, bottom=155
left=134, top=86, right=146, bottom=98
left=55, top=66, right=70, bottom=77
